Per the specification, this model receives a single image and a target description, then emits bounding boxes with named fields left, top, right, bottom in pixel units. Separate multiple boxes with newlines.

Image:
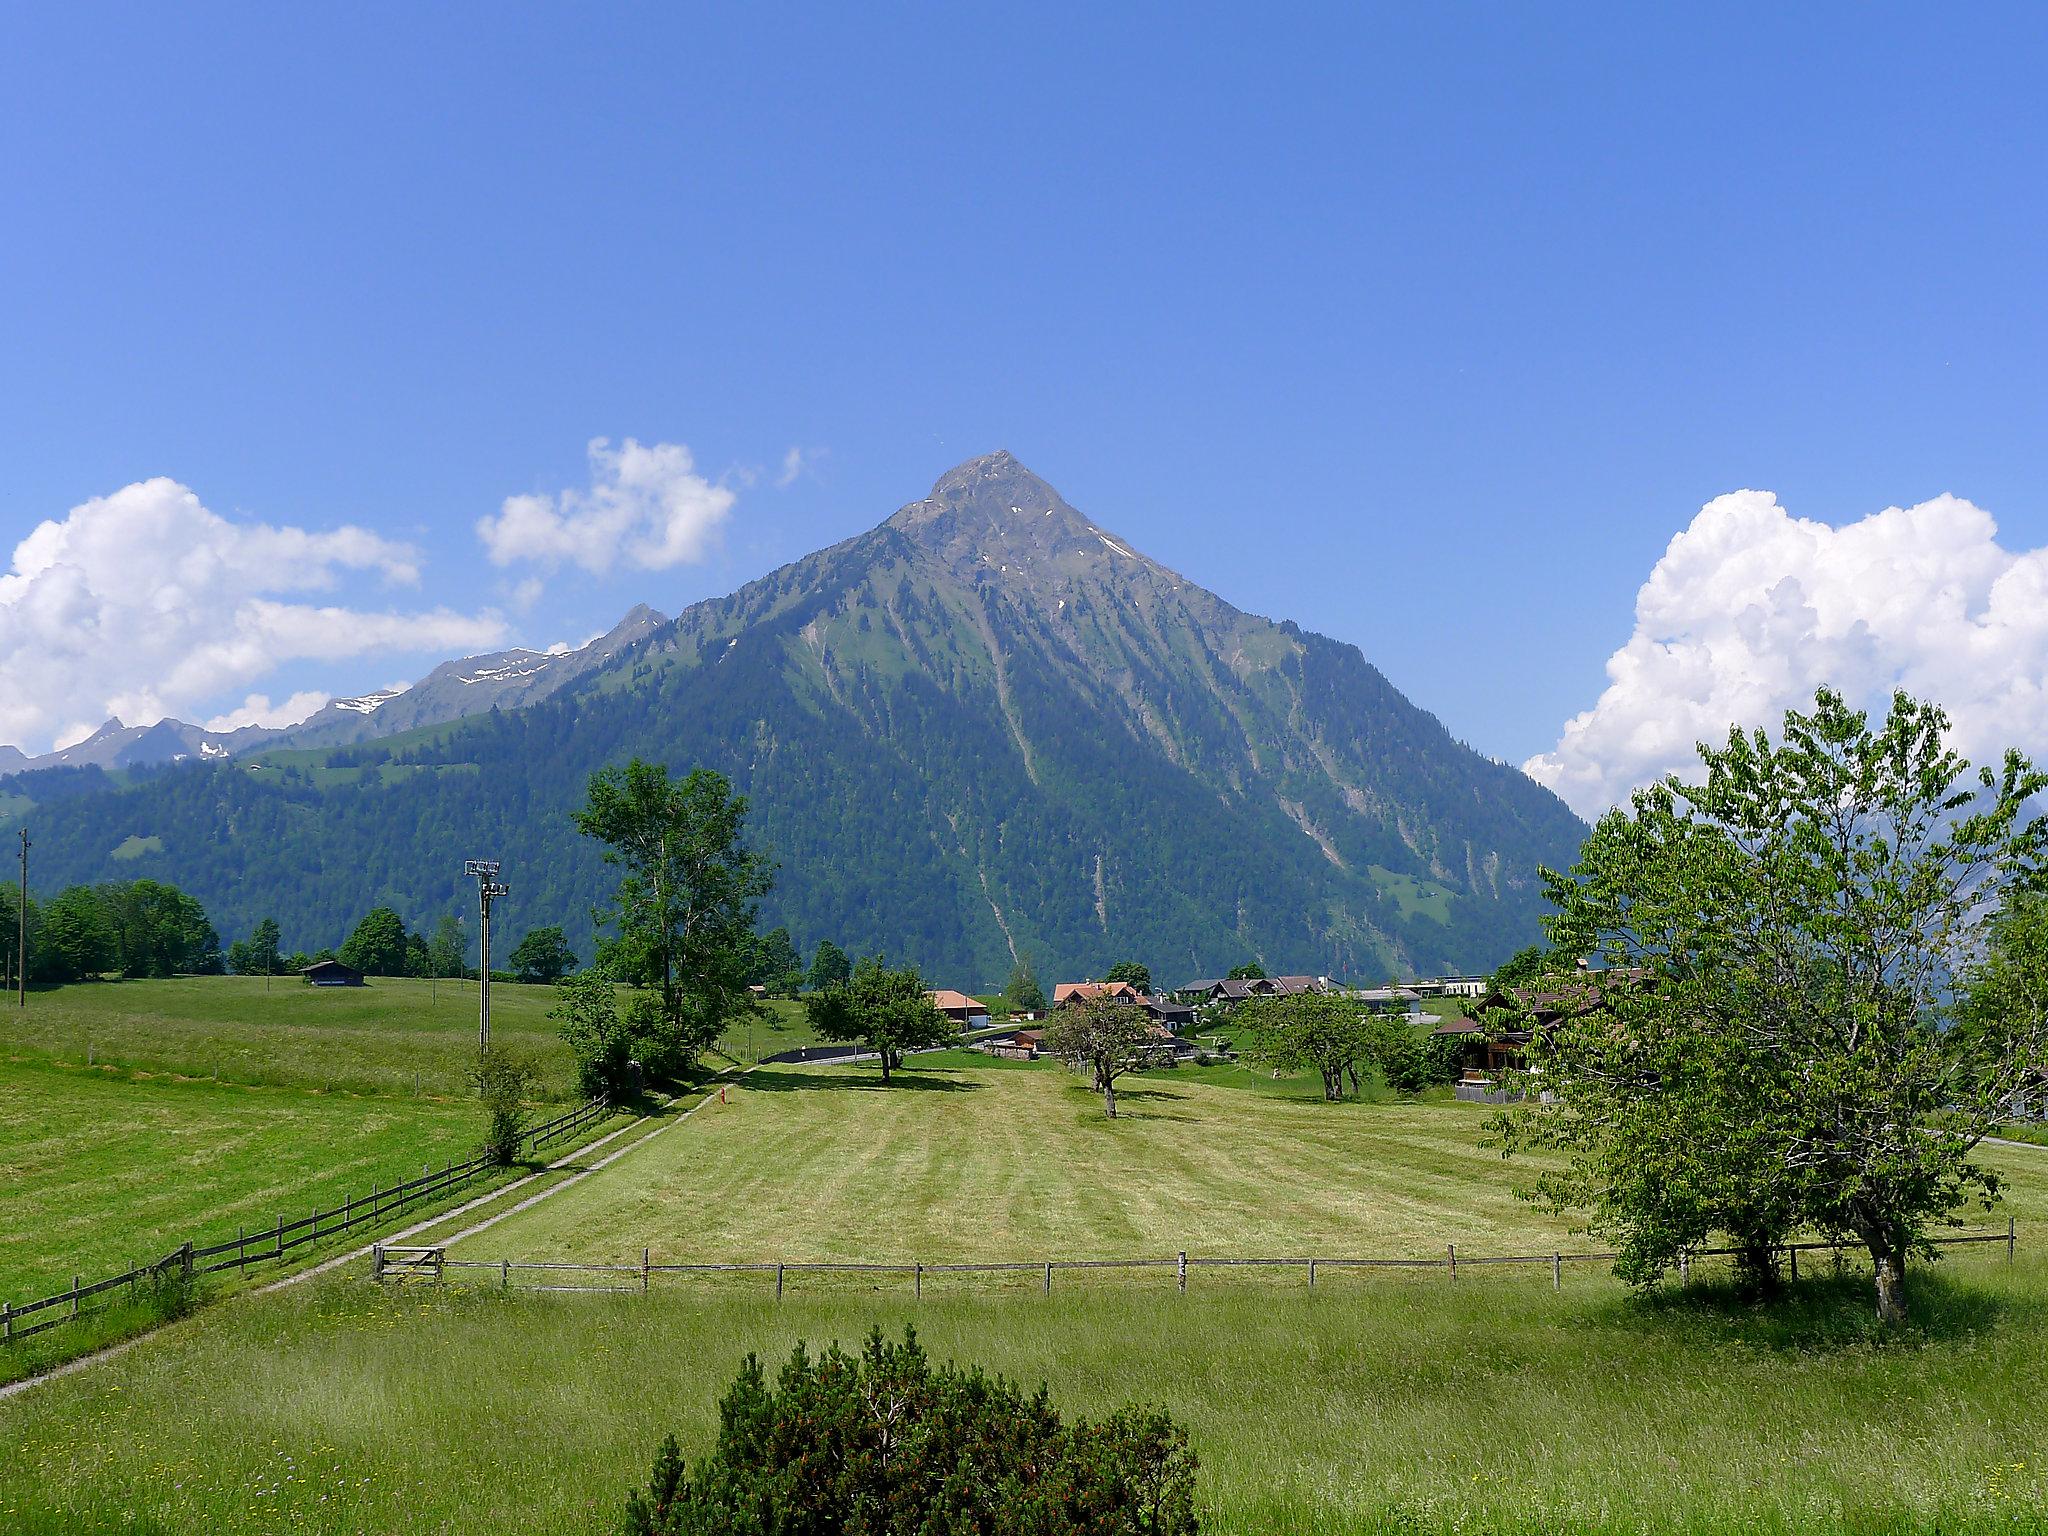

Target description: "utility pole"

left=464, top=860, right=507, bottom=1056
left=17, top=827, right=27, bottom=1009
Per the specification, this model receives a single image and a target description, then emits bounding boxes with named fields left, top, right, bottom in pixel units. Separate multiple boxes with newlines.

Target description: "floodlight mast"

left=464, top=860, right=506, bottom=1056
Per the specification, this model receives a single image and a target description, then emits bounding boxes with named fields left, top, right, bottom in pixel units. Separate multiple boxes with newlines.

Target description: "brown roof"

left=1054, top=981, right=1138, bottom=1006
left=926, top=989, right=985, bottom=1012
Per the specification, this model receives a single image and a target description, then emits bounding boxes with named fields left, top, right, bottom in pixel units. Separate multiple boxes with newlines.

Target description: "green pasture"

left=3, top=1253, right=2046, bottom=1534
left=451, top=1055, right=2048, bottom=1267
left=0, top=975, right=815, bottom=1099
left=0, top=1058, right=488, bottom=1305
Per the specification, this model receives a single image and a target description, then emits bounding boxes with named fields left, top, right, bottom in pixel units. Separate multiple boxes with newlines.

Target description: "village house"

left=300, top=958, right=365, bottom=987
left=926, top=989, right=990, bottom=1029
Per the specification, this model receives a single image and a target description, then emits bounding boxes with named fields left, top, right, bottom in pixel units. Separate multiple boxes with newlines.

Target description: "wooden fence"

left=3, top=1093, right=612, bottom=1347
left=398, top=1222, right=2020, bottom=1299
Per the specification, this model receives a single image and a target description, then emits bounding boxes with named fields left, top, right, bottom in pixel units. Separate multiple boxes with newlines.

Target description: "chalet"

left=926, top=989, right=990, bottom=1029
left=1176, top=977, right=1269, bottom=1006
left=301, top=958, right=365, bottom=988
left=1435, top=972, right=1639, bottom=1102
left=1265, top=975, right=1329, bottom=997
left=985, top=1027, right=1043, bottom=1062
left=1053, top=980, right=1141, bottom=1008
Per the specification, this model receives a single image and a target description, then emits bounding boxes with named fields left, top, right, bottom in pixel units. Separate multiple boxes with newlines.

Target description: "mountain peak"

left=887, top=452, right=1150, bottom=588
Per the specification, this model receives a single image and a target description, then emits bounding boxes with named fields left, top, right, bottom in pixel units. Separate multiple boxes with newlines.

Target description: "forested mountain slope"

left=3, top=453, right=1583, bottom=983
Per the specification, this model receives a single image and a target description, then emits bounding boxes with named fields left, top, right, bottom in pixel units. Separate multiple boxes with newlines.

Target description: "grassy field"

left=0, top=1057, right=503, bottom=1304
left=3, top=1254, right=2045, bottom=1534
left=0, top=975, right=816, bottom=1099
left=450, top=1055, right=2048, bottom=1268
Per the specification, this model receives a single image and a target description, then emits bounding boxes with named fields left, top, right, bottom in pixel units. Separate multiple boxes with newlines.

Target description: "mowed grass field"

left=1, top=975, right=818, bottom=1099
left=3, top=1248, right=2046, bottom=1532
left=452, top=1055, right=2048, bottom=1266
left=0, top=1058, right=489, bottom=1304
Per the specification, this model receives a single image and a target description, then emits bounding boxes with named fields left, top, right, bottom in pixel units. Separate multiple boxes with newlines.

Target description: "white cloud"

left=1526, top=490, right=2048, bottom=819
left=477, top=437, right=735, bottom=574
left=0, top=477, right=507, bottom=754
left=204, top=690, right=333, bottom=733
left=775, top=445, right=822, bottom=488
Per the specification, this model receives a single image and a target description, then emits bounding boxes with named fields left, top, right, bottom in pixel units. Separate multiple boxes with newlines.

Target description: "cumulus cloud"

left=0, top=477, right=507, bottom=754
left=1526, top=490, right=2048, bottom=819
left=204, top=690, right=334, bottom=733
left=477, top=437, right=734, bottom=574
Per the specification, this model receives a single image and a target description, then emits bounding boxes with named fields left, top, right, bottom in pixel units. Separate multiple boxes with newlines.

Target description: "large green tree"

left=1240, top=992, right=1377, bottom=1101
left=1503, top=689, right=2048, bottom=1323
left=509, top=925, right=578, bottom=985
left=1104, top=960, right=1153, bottom=994
left=1043, top=995, right=1153, bottom=1118
left=429, top=914, right=467, bottom=979
left=574, top=761, right=772, bottom=1070
left=806, top=938, right=851, bottom=992
left=802, top=956, right=952, bottom=1084
left=35, top=886, right=115, bottom=982
left=339, top=907, right=411, bottom=976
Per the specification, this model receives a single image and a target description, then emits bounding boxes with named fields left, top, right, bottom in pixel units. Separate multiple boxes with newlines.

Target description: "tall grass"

left=3, top=1256, right=2045, bottom=1533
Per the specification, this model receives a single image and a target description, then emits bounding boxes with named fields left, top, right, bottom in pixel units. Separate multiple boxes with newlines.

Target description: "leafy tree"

left=100, top=880, right=221, bottom=977
left=805, top=938, right=851, bottom=992
left=474, top=1047, right=540, bottom=1166
left=1489, top=943, right=1556, bottom=992
left=1, top=887, right=39, bottom=990
left=509, top=925, right=577, bottom=985
left=1006, top=952, right=1046, bottom=1013
left=339, top=906, right=411, bottom=976
left=35, top=886, right=117, bottom=982
left=749, top=925, right=801, bottom=987
left=1044, top=995, right=1153, bottom=1118
left=623, top=1328, right=1198, bottom=1536
left=250, top=917, right=282, bottom=974
left=1504, top=688, right=2048, bottom=1323
left=1105, top=960, right=1153, bottom=993
left=1240, top=993, right=1375, bottom=1100
left=403, top=931, right=432, bottom=978
left=575, top=760, right=773, bottom=1070
left=1226, top=962, right=1266, bottom=980
left=802, top=956, right=952, bottom=1084
left=429, top=914, right=467, bottom=980
left=553, top=966, right=634, bottom=1099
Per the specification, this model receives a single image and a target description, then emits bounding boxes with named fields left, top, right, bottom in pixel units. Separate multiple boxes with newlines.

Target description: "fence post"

left=915, top=1263, right=923, bottom=1301
left=776, top=1263, right=785, bottom=1301
left=2, top=1301, right=10, bottom=1341
left=1447, top=1244, right=1457, bottom=1281
left=1552, top=1253, right=1561, bottom=1290
left=71, top=1275, right=80, bottom=1317
left=345, top=1193, right=352, bottom=1230
left=2010, top=1217, right=2018, bottom=1263
left=1177, top=1251, right=1187, bottom=1293
left=642, top=1248, right=651, bottom=1295
left=1789, top=1245, right=1798, bottom=1282
left=1044, top=1261, right=1052, bottom=1296
left=181, top=1241, right=193, bottom=1280
left=372, top=1244, right=384, bottom=1281
left=238, top=1227, right=246, bottom=1268
left=275, top=1214, right=284, bottom=1258
left=1307, top=1259, right=1317, bottom=1290
left=502, top=1258, right=510, bottom=1289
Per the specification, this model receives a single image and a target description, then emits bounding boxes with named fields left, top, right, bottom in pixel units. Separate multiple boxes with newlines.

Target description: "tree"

left=749, top=926, right=801, bottom=989
left=575, top=760, right=773, bottom=1071
left=474, top=1047, right=540, bottom=1166
left=1105, top=960, right=1153, bottom=994
left=1240, top=993, right=1375, bottom=1101
left=1226, top=962, right=1266, bottom=981
left=553, top=966, right=634, bottom=1099
left=1006, top=952, right=1046, bottom=1013
left=806, top=938, right=851, bottom=992
left=251, top=917, right=282, bottom=975
left=35, top=886, right=117, bottom=982
left=403, top=931, right=432, bottom=978
left=1044, top=995, right=1153, bottom=1118
left=622, top=1329, right=1198, bottom=1536
left=1489, top=943, right=1555, bottom=991
left=1504, top=688, right=2048, bottom=1323
left=339, top=907, right=411, bottom=977
left=802, top=956, right=952, bottom=1084
left=429, top=914, right=467, bottom=980
left=509, top=925, right=577, bottom=985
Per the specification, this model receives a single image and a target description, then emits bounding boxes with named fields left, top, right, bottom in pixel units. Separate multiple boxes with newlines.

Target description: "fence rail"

left=405, top=1223, right=2020, bottom=1300
left=4, top=1093, right=612, bottom=1348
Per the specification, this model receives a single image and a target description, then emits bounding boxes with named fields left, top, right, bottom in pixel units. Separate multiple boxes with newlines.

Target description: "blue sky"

left=6, top=5, right=2048, bottom=807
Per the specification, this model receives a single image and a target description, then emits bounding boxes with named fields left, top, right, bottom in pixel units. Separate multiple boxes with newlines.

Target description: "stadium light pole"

left=465, top=860, right=507, bottom=1056
left=17, top=827, right=28, bottom=1009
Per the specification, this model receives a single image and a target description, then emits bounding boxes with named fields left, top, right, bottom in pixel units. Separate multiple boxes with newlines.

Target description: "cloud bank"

left=477, top=437, right=734, bottom=574
left=1525, top=490, right=2048, bottom=819
left=0, top=478, right=506, bottom=754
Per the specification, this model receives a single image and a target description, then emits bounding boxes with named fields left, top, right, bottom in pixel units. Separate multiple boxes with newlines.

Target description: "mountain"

left=2, top=454, right=1584, bottom=983
left=266, top=604, right=669, bottom=750
left=11, top=717, right=265, bottom=772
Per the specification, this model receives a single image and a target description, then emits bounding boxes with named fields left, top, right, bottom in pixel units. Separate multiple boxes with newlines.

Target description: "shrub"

left=623, top=1327, right=1200, bottom=1535
left=473, top=1047, right=540, bottom=1165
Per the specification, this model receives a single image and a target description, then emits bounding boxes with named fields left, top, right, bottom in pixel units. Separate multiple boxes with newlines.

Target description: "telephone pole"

left=464, top=860, right=507, bottom=1056
left=17, top=827, right=27, bottom=1009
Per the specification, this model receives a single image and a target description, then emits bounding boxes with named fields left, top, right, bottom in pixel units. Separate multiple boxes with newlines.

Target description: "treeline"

left=2, top=879, right=221, bottom=983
